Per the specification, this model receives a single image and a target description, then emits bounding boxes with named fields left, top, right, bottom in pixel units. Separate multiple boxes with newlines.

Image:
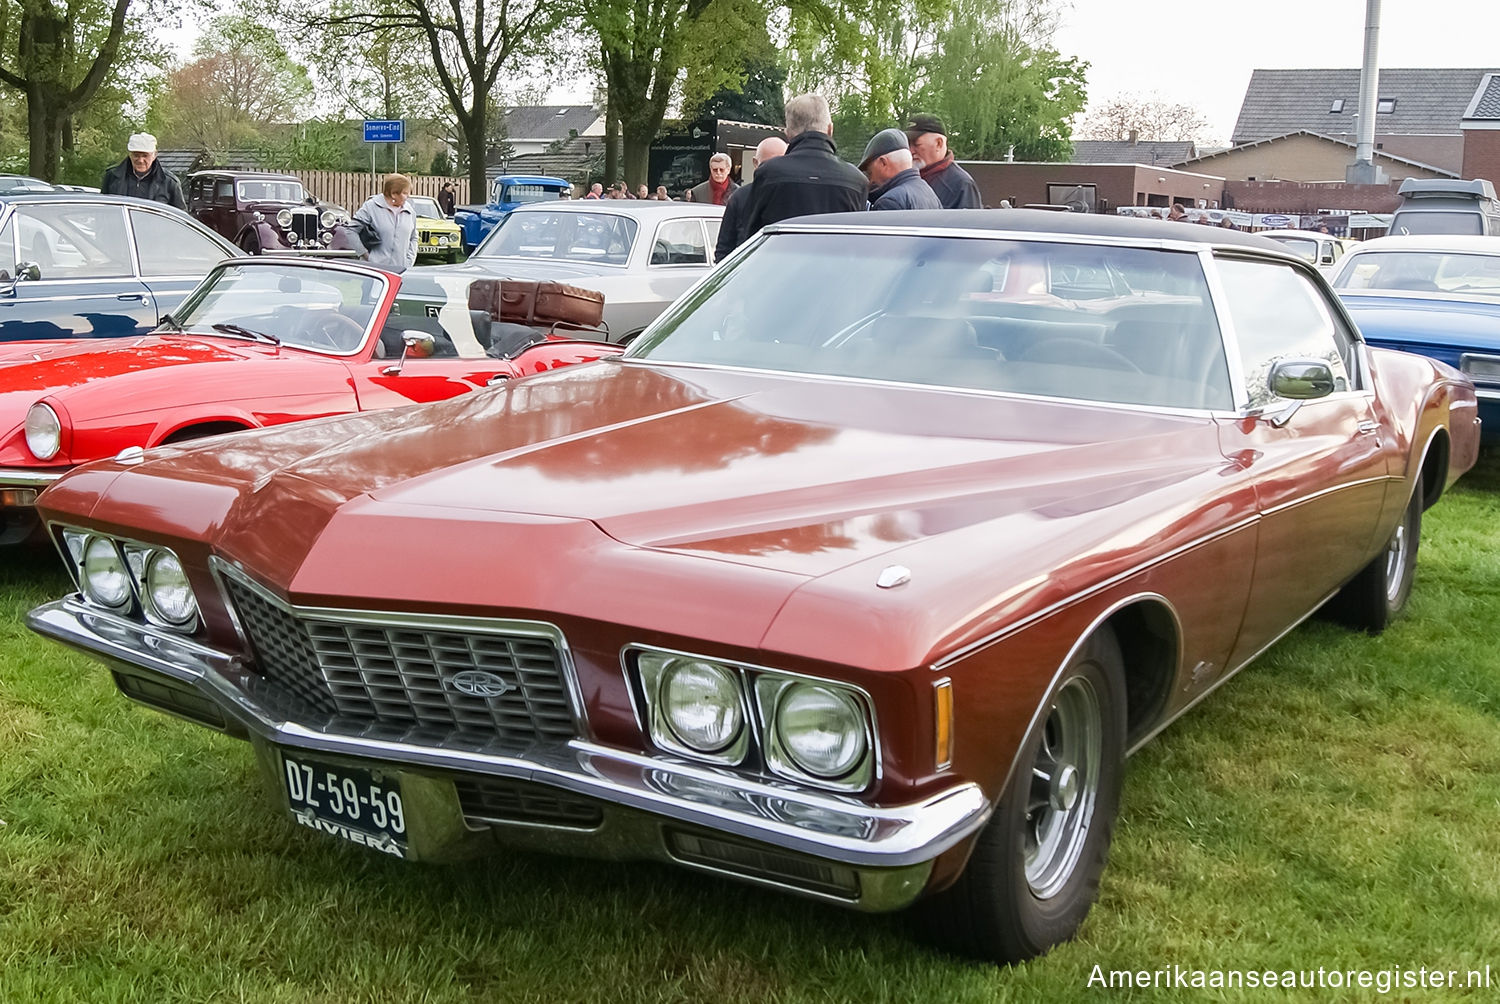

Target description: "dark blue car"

left=0, top=192, right=240, bottom=342
left=1332, top=234, right=1500, bottom=442
left=452, top=175, right=570, bottom=252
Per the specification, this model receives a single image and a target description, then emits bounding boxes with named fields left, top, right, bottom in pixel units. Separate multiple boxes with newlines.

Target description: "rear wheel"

left=917, top=627, right=1126, bottom=964
left=1327, top=486, right=1421, bottom=633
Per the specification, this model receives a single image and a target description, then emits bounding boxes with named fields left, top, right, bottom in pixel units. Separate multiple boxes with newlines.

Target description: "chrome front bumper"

left=1, top=467, right=65, bottom=494
left=27, top=597, right=992, bottom=909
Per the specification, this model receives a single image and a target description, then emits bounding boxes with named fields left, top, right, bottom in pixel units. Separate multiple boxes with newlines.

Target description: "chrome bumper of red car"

left=28, top=597, right=992, bottom=910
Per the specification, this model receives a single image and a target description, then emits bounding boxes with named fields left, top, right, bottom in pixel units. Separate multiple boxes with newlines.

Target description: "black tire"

left=916, top=627, right=1127, bottom=965
left=1327, top=486, right=1421, bottom=634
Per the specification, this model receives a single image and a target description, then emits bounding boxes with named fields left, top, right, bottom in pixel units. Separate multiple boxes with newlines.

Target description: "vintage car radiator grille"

left=288, top=208, right=319, bottom=242
left=222, top=574, right=577, bottom=745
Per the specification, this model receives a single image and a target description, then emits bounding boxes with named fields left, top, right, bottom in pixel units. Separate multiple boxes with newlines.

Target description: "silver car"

left=409, top=200, right=725, bottom=344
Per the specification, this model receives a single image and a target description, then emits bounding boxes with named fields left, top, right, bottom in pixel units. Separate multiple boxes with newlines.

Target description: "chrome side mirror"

left=1265, top=358, right=1336, bottom=427
left=380, top=331, right=437, bottom=375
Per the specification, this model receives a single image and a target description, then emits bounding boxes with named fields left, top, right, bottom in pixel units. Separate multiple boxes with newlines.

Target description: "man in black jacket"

left=740, top=94, right=867, bottom=241
left=905, top=115, right=981, bottom=209
left=860, top=128, right=941, bottom=211
left=714, top=136, right=786, bottom=261
left=100, top=133, right=186, bottom=210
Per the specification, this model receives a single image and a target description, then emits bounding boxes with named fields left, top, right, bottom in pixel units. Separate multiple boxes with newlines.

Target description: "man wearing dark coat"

left=714, top=136, right=787, bottom=261
left=905, top=115, right=982, bottom=210
left=859, top=128, right=941, bottom=211
left=100, top=133, right=186, bottom=210
left=688, top=153, right=739, bottom=205
left=740, top=94, right=869, bottom=240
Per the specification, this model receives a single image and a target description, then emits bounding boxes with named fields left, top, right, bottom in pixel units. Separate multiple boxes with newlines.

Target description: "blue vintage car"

left=1332, top=234, right=1500, bottom=442
left=0, top=192, right=241, bottom=342
left=452, top=175, right=570, bottom=252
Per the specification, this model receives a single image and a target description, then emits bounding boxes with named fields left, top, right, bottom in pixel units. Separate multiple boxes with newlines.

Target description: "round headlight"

left=660, top=660, right=744, bottom=753
left=321, top=230, right=334, bottom=244
left=144, top=549, right=197, bottom=626
left=81, top=536, right=132, bottom=609
left=276, top=209, right=294, bottom=228
left=773, top=683, right=867, bottom=779
left=24, top=402, right=61, bottom=460
left=320, top=209, right=337, bottom=229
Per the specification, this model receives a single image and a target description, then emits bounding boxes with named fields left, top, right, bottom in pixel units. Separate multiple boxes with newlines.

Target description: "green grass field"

left=3, top=462, right=1499, bottom=1002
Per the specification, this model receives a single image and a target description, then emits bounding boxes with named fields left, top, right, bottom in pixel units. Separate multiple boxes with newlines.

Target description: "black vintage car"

left=186, top=171, right=352, bottom=256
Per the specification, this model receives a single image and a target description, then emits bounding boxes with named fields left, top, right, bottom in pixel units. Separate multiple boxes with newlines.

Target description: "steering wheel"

left=292, top=311, right=364, bottom=350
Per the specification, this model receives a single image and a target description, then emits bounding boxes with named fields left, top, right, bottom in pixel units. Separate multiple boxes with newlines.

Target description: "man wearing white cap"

left=101, top=133, right=186, bottom=210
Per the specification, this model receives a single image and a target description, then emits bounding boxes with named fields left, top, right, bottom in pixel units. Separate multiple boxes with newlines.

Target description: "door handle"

left=1357, top=420, right=1380, bottom=436
left=117, top=293, right=145, bottom=302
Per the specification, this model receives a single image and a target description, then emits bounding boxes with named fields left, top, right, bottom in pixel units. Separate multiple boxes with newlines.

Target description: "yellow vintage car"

left=408, top=195, right=464, bottom=263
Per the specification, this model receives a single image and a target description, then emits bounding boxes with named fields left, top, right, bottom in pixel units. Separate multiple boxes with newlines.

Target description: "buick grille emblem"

left=447, top=670, right=512, bottom=699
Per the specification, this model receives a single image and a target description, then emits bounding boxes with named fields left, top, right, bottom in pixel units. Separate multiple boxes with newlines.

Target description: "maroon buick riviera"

left=27, top=211, right=1480, bottom=964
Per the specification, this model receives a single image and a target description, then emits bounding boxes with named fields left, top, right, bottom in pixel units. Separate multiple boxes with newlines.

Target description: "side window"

left=131, top=209, right=229, bottom=275
left=0, top=216, right=15, bottom=276
left=16, top=204, right=132, bottom=279
left=704, top=218, right=722, bottom=259
left=1216, top=258, right=1353, bottom=409
left=215, top=180, right=234, bottom=203
left=651, top=219, right=707, bottom=265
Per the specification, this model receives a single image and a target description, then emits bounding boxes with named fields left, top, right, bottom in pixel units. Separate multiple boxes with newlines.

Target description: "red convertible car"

left=26, top=211, right=1480, bottom=964
left=0, top=257, right=620, bottom=544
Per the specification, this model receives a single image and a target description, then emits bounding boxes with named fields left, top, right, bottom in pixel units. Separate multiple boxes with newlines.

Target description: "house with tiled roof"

left=1175, top=129, right=1455, bottom=185
left=1462, top=72, right=1500, bottom=181
left=498, top=105, right=604, bottom=157
left=1231, top=67, right=1497, bottom=175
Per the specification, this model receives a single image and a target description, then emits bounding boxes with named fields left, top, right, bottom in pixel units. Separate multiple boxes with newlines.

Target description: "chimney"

left=1128, top=129, right=1138, bottom=145
left=1347, top=0, right=1388, bottom=183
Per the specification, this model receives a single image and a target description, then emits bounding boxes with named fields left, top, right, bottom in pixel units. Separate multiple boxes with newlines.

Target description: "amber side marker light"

left=934, top=678, right=954, bottom=770
left=0, top=488, right=39, bottom=507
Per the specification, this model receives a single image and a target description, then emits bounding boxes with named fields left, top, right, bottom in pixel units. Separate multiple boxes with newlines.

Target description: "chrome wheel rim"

left=1024, top=675, right=1102, bottom=899
left=1384, top=505, right=1414, bottom=605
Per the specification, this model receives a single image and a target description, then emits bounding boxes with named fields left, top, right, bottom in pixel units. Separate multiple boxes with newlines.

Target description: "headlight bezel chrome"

left=78, top=534, right=133, bottom=611
left=637, top=651, right=750, bottom=765
left=128, top=543, right=200, bottom=629
left=628, top=645, right=878, bottom=793
left=276, top=208, right=294, bottom=229
left=58, top=527, right=200, bottom=632
left=319, top=209, right=338, bottom=229
left=24, top=401, right=62, bottom=460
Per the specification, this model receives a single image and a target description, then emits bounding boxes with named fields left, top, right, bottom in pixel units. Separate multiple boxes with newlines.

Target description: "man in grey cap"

left=860, top=128, right=940, bottom=211
left=100, top=132, right=186, bottom=210
left=906, top=115, right=981, bottom=209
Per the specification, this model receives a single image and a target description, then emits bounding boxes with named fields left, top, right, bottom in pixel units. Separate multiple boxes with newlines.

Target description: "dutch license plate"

left=282, top=754, right=407, bottom=858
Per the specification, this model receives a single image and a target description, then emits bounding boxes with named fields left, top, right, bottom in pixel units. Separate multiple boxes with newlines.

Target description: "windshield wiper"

left=211, top=322, right=280, bottom=345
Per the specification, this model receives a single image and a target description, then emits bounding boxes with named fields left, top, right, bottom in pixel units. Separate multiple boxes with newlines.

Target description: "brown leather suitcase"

left=468, top=279, right=604, bottom=329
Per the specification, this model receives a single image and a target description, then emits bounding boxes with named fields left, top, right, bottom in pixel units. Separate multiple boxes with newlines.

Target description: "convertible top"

left=775, top=207, right=1288, bottom=253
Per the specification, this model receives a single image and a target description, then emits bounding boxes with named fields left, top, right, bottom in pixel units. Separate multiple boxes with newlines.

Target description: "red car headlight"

left=24, top=402, right=62, bottom=460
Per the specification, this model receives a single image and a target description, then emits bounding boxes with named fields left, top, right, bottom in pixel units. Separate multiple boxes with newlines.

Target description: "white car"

left=1256, top=229, right=1357, bottom=274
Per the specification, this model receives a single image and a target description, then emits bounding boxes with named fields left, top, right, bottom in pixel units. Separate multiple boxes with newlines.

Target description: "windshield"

left=496, top=182, right=565, bottom=205
left=1334, top=250, right=1500, bottom=297
left=476, top=211, right=637, bottom=264
left=409, top=196, right=444, bottom=219
left=1391, top=211, right=1483, bottom=236
left=632, top=232, right=1232, bottom=411
left=237, top=180, right=307, bottom=203
left=175, top=262, right=382, bottom=353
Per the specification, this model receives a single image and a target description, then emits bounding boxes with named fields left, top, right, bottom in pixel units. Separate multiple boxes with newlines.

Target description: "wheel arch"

left=1101, top=598, right=1181, bottom=748
left=1416, top=426, right=1450, bottom=511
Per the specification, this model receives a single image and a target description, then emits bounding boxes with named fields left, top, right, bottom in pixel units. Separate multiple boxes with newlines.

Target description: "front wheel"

left=916, top=627, right=1127, bottom=965
left=1327, top=486, right=1421, bottom=633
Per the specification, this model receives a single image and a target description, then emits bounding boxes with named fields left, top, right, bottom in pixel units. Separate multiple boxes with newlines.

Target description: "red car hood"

left=91, top=361, right=1222, bottom=583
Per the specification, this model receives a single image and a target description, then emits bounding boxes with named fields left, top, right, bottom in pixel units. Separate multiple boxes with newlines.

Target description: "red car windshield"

left=175, top=263, right=383, bottom=354
left=632, top=231, right=1233, bottom=411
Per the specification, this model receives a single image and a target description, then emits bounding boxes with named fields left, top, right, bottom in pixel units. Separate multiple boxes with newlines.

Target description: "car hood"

left=0, top=334, right=278, bottom=429
left=1339, top=292, right=1500, bottom=350
left=93, top=361, right=1223, bottom=582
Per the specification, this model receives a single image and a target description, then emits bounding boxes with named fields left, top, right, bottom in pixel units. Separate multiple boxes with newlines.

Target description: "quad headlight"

left=60, top=529, right=199, bottom=630
left=632, top=648, right=876, bottom=792
left=761, top=681, right=869, bottom=781
left=80, top=535, right=132, bottom=610
left=638, top=652, right=748, bottom=762
left=24, top=402, right=61, bottom=460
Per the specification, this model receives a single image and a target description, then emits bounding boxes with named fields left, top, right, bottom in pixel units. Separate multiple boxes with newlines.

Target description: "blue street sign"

left=364, top=120, right=405, bottom=143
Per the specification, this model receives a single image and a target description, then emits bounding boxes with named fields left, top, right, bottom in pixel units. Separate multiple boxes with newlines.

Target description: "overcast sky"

left=1055, top=0, right=1500, bottom=144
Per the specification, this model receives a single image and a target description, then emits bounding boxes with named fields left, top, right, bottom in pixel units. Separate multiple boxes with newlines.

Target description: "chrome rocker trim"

left=27, top=597, right=990, bottom=895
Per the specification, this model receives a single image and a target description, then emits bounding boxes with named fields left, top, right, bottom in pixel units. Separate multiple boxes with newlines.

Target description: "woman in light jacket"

left=354, top=173, right=419, bottom=272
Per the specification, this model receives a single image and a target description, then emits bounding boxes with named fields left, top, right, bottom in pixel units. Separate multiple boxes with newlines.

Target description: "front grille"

left=221, top=571, right=578, bottom=749
left=453, top=776, right=603, bottom=829
left=287, top=208, right=319, bottom=242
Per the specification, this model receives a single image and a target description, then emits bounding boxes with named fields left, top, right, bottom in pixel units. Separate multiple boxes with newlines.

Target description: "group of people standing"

left=709, top=95, right=984, bottom=260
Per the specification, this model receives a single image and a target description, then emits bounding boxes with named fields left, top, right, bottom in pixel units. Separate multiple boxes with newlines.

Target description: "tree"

left=1077, top=92, right=1210, bottom=144
left=155, top=15, right=313, bottom=151
left=287, top=0, right=562, bottom=197
left=0, top=0, right=135, bottom=180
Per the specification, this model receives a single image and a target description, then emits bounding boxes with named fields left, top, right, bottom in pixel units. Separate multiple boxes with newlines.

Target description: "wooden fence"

left=289, top=172, right=472, bottom=212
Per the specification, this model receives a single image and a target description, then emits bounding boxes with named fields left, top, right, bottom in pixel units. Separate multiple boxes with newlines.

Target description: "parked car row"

left=7, top=208, right=1484, bottom=967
